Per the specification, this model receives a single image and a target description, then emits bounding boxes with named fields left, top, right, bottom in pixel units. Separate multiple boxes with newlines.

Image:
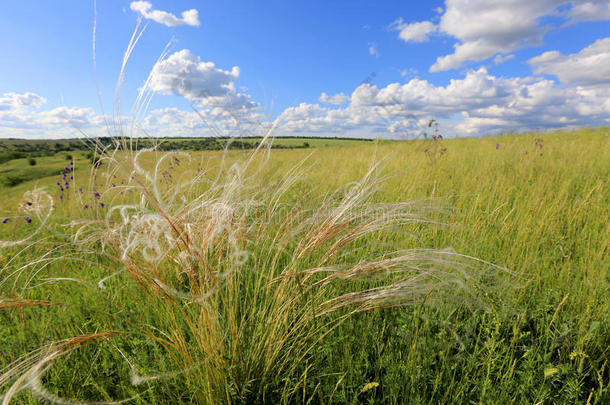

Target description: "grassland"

left=0, top=128, right=608, bottom=404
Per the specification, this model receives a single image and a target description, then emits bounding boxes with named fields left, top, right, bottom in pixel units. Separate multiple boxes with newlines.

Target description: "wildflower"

left=70, top=175, right=73, bottom=180
left=26, top=202, right=32, bottom=206
left=83, top=204, right=88, bottom=210
left=65, top=185, right=69, bottom=190
left=70, top=161, right=73, bottom=165
left=60, top=187, right=64, bottom=192
left=59, top=194, right=63, bottom=199
left=495, top=143, right=500, bottom=150
left=94, top=192, right=101, bottom=200
left=100, top=202, right=105, bottom=208
left=1, top=218, right=8, bottom=224
left=64, top=182, right=69, bottom=186
left=25, top=216, right=32, bottom=224
left=56, top=181, right=61, bottom=186
left=64, top=166, right=69, bottom=172
left=79, top=188, right=83, bottom=193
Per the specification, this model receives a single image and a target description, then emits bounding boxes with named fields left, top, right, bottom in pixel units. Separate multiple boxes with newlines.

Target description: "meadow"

left=0, top=128, right=608, bottom=404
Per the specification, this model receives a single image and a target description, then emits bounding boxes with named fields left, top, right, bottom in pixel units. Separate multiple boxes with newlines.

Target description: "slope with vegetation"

left=0, top=128, right=608, bottom=404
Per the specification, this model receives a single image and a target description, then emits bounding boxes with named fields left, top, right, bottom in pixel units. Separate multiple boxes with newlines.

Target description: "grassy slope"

left=0, top=128, right=608, bottom=404
left=0, top=137, right=371, bottom=153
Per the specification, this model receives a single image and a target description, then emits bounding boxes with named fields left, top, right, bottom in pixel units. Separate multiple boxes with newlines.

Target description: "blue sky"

left=0, top=0, right=608, bottom=139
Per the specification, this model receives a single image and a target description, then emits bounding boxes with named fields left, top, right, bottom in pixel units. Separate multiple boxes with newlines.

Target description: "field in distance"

left=0, top=127, right=608, bottom=404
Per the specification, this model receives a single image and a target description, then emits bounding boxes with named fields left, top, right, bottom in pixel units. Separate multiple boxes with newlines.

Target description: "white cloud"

left=130, top=1, right=200, bottom=27
left=388, top=1, right=610, bottom=72
left=368, top=43, right=380, bottom=57
left=319, top=92, right=349, bottom=105
left=37, top=107, right=105, bottom=128
left=0, top=101, right=111, bottom=138
left=390, top=18, right=437, bottom=43
left=493, top=54, right=515, bottom=65
left=149, top=49, right=258, bottom=112
left=429, top=0, right=558, bottom=72
left=565, top=1, right=610, bottom=22
left=528, top=37, right=610, bottom=85
left=277, top=67, right=610, bottom=137
left=400, top=68, right=418, bottom=78
left=0, top=92, right=47, bottom=111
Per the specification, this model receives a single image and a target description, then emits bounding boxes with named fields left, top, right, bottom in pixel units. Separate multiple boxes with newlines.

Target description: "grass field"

left=0, top=128, right=608, bottom=404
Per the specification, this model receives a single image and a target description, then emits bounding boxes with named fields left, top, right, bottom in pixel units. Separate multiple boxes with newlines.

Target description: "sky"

left=0, top=0, right=608, bottom=139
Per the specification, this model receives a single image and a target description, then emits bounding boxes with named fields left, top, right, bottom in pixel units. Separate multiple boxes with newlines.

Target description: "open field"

left=0, top=128, right=608, bottom=404
left=0, top=136, right=372, bottom=155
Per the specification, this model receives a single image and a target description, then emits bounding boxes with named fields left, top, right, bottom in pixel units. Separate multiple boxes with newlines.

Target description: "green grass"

left=0, top=136, right=371, bottom=157
left=0, top=152, right=89, bottom=189
left=0, top=128, right=608, bottom=404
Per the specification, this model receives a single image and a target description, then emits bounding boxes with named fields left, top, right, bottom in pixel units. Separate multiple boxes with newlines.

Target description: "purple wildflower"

left=1, top=218, right=9, bottom=224
left=495, top=143, right=500, bottom=150
left=65, top=185, right=69, bottom=189
left=94, top=192, right=101, bottom=200
left=56, top=181, right=61, bottom=186
left=60, top=187, right=64, bottom=191
left=26, top=201, right=32, bottom=206
left=100, top=202, right=105, bottom=208
left=79, top=188, right=83, bottom=193
left=70, top=161, right=73, bottom=165
left=64, top=167, right=69, bottom=171
left=83, top=204, right=88, bottom=210
left=59, top=194, right=63, bottom=199
left=25, top=216, right=32, bottom=224
left=70, top=175, right=73, bottom=180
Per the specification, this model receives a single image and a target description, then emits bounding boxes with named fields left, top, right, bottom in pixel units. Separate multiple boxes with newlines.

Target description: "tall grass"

left=0, top=134, right=506, bottom=403
left=0, top=25, right=507, bottom=404
left=0, top=128, right=607, bottom=403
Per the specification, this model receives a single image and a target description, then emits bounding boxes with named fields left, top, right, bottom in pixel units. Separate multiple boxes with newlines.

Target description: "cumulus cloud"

left=565, top=1, right=610, bottom=22
left=429, top=0, right=559, bottom=72
left=391, top=1, right=610, bottom=72
left=319, top=92, right=349, bottom=105
left=130, top=1, right=200, bottom=27
left=0, top=101, right=111, bottom=138
left=149, top=49, right=258, bottom=112
left=0, top=51, right=265, bottom=138
left=528, top=37, right=610, bottom=85
left=37, top=107, right=102, bottom=128
left=390, top=18, right=437, bottom=43
left=0, top=92, right=47, bottom=111
left=277, top=67, right=610, bottom=137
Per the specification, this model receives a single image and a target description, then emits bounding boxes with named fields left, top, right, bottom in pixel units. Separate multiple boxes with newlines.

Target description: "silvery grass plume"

left=0, top=17, right=511, bottom=404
